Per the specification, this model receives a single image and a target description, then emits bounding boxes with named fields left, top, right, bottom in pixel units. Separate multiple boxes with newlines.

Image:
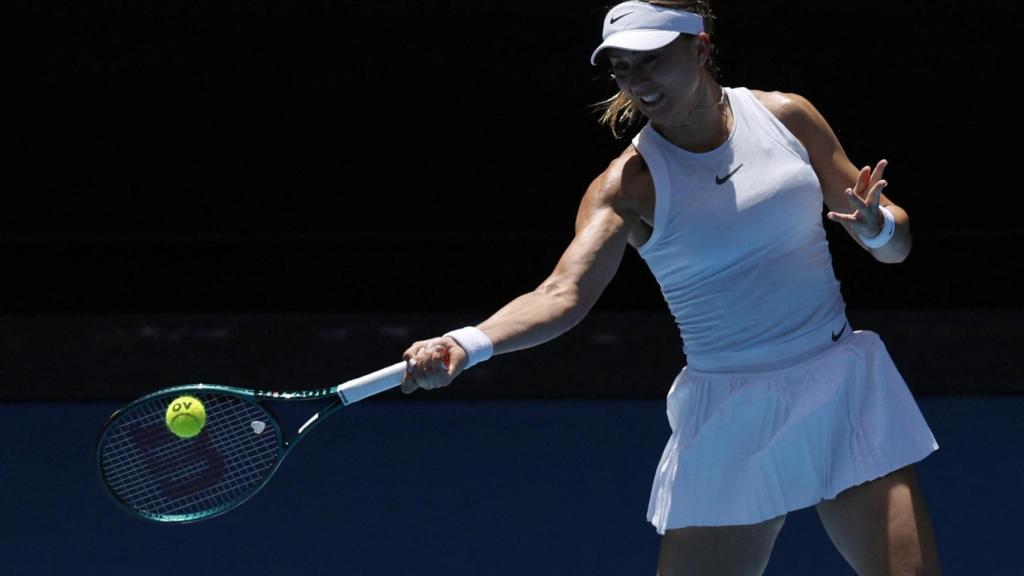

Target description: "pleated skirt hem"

left=646, top=330, right=939, bottom=533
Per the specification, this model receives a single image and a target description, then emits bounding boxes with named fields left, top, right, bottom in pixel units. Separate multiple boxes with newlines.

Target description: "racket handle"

left=337, top=360, right=411, bottom=405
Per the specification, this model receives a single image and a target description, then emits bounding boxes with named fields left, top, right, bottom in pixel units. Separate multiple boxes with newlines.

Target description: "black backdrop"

left=7, top=0, right=1022, bottom=314
left=4, top=11, right=1022, bottom=572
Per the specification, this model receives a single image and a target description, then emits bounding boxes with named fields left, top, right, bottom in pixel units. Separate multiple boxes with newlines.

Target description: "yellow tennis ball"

left=165, top=395, right=206, bottom=439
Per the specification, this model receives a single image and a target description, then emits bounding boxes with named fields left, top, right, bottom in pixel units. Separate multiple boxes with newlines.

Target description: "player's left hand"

left=827, top=159, right=888, bottom=239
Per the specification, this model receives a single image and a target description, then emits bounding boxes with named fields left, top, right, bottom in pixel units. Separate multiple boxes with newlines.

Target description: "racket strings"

left=99, top=393, right=280, bottom=520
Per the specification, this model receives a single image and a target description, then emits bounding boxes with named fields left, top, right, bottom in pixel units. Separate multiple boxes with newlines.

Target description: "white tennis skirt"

left=647, top=330, right=939, bottom=532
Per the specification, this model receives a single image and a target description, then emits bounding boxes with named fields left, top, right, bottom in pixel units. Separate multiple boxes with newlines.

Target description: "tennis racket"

left=96, top=355, right=440, bottom=523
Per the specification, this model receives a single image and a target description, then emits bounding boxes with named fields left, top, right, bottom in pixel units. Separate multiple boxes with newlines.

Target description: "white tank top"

left=632, top=86, right=848, bottom=372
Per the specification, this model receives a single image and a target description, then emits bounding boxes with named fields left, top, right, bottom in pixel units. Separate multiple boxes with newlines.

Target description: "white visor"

left=590, top=1, right=705, bottom=65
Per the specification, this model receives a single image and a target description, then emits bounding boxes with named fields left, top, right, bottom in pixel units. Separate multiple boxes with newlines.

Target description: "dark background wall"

left=4, top=5, right=1022, bottom=575
left=5, top=1, right=1022, bottom=398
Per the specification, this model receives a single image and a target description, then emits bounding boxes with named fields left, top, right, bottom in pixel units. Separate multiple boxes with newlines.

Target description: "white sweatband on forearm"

left=859, top=205, right=896, bottom=249
left=443, top=326, right=494, bottom=369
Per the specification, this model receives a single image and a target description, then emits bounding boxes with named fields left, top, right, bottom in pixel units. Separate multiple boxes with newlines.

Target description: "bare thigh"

left=816, top=464, right=942, bottom=575
left=657, top=514, right=787, bottom=576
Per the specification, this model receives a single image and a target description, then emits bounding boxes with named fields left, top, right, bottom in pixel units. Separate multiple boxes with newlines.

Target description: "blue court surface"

left=1, top=396, right=1020, bottom=575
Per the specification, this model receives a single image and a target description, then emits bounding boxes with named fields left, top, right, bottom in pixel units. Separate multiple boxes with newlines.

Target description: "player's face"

left=607, top=35, right=704, bottom=126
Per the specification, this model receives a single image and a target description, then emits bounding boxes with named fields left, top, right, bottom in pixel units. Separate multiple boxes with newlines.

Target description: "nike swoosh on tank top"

left=632, top=86, right=848, bottom=372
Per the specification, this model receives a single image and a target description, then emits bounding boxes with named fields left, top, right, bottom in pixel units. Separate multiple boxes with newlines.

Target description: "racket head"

left=96, top=384, right=285, bottom=523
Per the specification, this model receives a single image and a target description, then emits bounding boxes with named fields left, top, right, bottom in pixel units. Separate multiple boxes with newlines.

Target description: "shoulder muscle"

left=752, top=90, right=896, bottom=225
left=576, top=146, right=652, bottom=245
left=751, top=90, right=834, bottom=156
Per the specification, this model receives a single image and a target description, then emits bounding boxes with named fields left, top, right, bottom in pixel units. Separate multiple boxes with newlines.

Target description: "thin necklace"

left=687, top=86, right=727, bottom=116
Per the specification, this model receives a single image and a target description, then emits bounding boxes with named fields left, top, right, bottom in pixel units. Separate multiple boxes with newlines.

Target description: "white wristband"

left=443, top=326, right=494, bottom=369
left=859, top=205, right=895, bottom=249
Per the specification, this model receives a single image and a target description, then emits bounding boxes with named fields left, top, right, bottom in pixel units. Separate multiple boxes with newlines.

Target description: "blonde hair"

left=592, top=0, right=719, bottom=139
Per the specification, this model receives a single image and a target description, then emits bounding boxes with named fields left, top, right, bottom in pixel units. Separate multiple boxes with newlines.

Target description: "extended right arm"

left=477, top=172, right=638, bottom=355
left=401, top=153, right=647, bottom=392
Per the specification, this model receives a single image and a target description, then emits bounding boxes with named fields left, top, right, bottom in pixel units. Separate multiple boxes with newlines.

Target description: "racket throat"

left=298, top=412, right=320, bottom=435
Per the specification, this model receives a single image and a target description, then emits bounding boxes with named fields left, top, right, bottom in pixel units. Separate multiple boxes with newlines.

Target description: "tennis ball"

left=165, top=395, right=206, bottom=439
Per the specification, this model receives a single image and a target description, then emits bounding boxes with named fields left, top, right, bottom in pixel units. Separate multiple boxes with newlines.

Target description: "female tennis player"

left=401, top=1, right=942, bottom=574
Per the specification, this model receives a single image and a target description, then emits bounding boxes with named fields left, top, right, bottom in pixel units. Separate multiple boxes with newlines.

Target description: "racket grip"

left=337, top=360, right=411, bottom=405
